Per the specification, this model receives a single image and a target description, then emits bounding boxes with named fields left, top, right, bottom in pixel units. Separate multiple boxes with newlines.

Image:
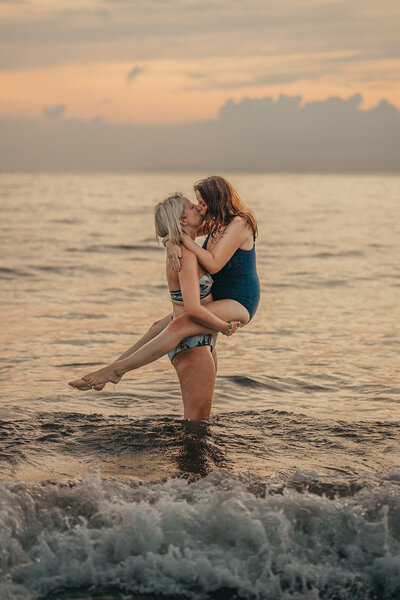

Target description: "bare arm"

left=181, top=217, right=249, bottom=274
left=178, top=249, right=232, bottom=333
left=163, top=222, right=204, bottom=272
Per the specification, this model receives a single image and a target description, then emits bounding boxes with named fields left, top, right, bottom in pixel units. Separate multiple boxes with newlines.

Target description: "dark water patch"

left=222, top=375, right=289, bottom=393
left=68, top=244, right=162, bottom=254
left=31, top=264, right=109, bottom=276
left=1, top=411, right=399, bottom=483
left=0, top=267, right=30, bottom=278
left=262, top=329, right=294, bottom=336
left=318, top=279, right=348, bottom=286
left=225, top=375, right=270, bottom=390
left=224, top=373, right=340, bottom=394
left=370, top=396, right=400, bottom=404
left=55, top=362, right=103, bottom=368
left=50, top=218, right=80, bottom=224
left=261, top=282, right=293, bottom=288
left=310, top=251, right=365, bottom=259
left=351, top=384, right=400, bottom=396
left=37, top=313, right=108, bottom=320
left=49, top=339, right=96, bottom=346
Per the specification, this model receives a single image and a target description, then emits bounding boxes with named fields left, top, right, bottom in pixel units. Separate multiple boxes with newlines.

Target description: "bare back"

left=166, top=246, right=213, bottom=318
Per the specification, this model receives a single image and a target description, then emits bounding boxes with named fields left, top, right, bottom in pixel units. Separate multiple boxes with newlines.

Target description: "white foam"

left=387, top=468, right=400, bottom=481
left=0, top=470, right=399, bottom=599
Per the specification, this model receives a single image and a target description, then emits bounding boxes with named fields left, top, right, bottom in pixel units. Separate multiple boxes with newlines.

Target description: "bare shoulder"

left=225, top=215, right=251, bottom=236
left=229, top=215, right=248, bottom=229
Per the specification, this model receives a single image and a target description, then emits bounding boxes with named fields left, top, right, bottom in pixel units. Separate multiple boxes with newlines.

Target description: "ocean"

left=0, top=172, right=399, bottom=599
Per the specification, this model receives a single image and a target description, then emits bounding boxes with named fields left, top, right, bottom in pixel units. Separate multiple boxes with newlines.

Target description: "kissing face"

left=182, top=197, right=204, bottom=228
left=195, top=190, right=207, bottom=217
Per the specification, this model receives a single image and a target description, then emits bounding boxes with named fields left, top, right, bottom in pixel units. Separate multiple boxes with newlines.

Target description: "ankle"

left=115, top=365, right=126, bottom=377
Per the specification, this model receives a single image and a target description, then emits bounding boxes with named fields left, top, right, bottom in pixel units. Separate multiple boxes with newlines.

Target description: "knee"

left=151, top=318, right=165, bottom=331
left=168, top=315, right=189, bottom=334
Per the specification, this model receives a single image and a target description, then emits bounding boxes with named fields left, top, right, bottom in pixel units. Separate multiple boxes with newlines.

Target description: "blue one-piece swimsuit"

left=202, top=234, right=260, bottom=320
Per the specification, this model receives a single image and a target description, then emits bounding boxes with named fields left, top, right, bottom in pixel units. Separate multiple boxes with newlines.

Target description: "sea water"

left=0, top=172, right=399, bottom=599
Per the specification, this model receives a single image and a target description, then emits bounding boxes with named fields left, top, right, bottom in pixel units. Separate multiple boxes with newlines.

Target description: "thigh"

left=169, top=299, right=250, bottom=339
left=203, top=299, right=250, bottom=325
left=172, top=346, right=216, bottom=420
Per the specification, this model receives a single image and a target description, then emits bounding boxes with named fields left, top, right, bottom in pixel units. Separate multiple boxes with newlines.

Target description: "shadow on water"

left=175, top=420, right=228, bottom=479
left=1, top=409, right=399, bottom=482
left=0, top=413, right=229, bottom=481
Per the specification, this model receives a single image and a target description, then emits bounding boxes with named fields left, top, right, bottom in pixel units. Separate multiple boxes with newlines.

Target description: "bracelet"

left=223, top=321, right=233, bottom=335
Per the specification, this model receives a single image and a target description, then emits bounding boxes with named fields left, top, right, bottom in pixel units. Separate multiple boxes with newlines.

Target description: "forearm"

left=115, top=314, right=172, bottom=361
left=182, top=236, right=218, bottom=273
left=188, top=306, right=229, bottom=333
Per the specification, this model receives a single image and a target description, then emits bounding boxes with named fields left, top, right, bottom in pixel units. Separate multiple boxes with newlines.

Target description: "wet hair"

left=194, top=175, right=258, bottom=238
left=154, top=193, right=186, bottom=245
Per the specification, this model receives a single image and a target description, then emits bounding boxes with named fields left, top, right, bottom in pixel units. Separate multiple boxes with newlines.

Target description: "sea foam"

left=0, top=470, right=399, bottom=599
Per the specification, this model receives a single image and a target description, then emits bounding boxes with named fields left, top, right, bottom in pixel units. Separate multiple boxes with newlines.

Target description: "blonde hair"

left=154, top=193, right=186, bottom=245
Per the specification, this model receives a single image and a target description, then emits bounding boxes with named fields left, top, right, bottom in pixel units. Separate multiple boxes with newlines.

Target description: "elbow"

left=208, top=265, right=219, bottom=275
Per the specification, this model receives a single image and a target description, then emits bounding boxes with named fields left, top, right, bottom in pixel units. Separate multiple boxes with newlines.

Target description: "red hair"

left=194, top=176, right=258, bottom=238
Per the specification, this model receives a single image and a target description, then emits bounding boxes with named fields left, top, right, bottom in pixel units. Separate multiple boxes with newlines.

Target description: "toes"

left=69, top=379, right=93, bottom=391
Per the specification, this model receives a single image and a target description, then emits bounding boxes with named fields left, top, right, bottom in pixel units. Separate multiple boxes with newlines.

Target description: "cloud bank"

left=1, top=93, right=399, bottom=172
left=42, top=104, right=67, bottom=118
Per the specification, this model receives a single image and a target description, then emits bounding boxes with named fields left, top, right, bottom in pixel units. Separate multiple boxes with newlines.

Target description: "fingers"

left=226, top=321, right=242, bottom=336
left=169, top=257, right=182, bottom=271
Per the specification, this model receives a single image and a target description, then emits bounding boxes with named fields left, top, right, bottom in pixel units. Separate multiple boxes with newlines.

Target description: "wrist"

left=222, top=321, right=232, bottom=335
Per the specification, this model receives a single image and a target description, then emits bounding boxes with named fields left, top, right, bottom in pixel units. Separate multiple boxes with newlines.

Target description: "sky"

left=1, top=0, right=399, bottom=171
left=1, top=0, right=400, bottom=124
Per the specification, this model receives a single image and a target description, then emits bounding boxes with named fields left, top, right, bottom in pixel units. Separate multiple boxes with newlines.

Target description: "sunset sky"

left=1, top=0, right=399, bottom=125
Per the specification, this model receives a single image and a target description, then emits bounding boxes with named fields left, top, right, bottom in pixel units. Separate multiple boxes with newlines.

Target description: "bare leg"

left=69, top=314, right=172, bottom=390
left=81, top=299, right=248, bottom=388
left=173, top=347, right=216, bottom=420
left=115, top=314, right=172, bottom=361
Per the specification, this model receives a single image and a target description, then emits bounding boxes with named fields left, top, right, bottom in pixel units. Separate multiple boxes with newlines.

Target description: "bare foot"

left=82, top=364, right=122, bottom=387
left=68, top=379, right=106, bottom=391
left=68, top=378, right=93, bottom=391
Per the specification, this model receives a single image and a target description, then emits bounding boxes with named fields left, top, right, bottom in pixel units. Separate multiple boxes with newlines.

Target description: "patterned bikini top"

left=170, top=273, right=213, bottom=303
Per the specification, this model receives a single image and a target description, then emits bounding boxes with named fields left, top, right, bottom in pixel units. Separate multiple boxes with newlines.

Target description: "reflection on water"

left=1, top=172, right=399, bottom=422
left=0, top=172, right=400, bottom=599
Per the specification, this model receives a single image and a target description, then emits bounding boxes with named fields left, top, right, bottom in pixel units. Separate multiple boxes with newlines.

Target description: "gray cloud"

left=199, top=71, right=323, bottom=91
left=1, top=93, right=399, bottom=172
left=0, top=0, right=399, bottom=70
left=126, top=66, right=144, bottom=83
left=42, top=104, right=67, bottom=118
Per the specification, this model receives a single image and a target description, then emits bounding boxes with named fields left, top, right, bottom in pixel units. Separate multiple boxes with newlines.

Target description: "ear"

left=179, top=215, right=187, bottom=226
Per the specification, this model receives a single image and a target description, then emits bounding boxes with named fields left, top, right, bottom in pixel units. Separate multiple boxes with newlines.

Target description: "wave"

left=0, top=470, right=399, bottom=599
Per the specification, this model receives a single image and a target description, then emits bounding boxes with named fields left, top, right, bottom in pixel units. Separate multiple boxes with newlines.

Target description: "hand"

left=224, top=320, right=241, bottom=336
left=166, top=240, right=182, bottom=272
